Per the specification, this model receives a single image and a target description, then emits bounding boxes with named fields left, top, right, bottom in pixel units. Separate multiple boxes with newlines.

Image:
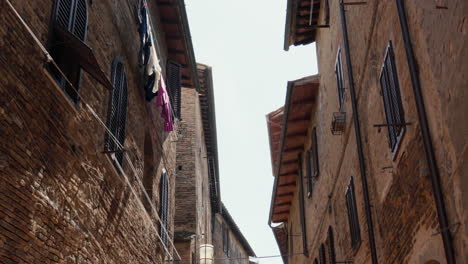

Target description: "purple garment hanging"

left=156, top=75, right=173, bottom=132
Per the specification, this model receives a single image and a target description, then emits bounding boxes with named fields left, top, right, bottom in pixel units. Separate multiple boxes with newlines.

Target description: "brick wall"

left=174, top=87, right=213, bottom=263
left=213, top=214, right=251, bottom=264
left=282, top=0, right=467, bottom=263
left=0, top=0, right=179, bottom=262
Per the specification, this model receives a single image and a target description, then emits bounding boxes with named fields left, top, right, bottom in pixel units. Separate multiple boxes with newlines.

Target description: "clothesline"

left=5, top=0, right=181, bottom=261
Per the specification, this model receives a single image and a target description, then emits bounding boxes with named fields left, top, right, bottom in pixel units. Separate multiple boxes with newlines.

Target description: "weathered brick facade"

left=0, top=0, right=198, bottom=262
left=269, top=0, right=467, bottom=263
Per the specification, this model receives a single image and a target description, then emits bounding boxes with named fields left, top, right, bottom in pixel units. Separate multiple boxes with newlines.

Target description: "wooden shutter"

left=328, top=227, right=336, bottom=264
left=72, top=0, right=88, bottom=41
left=105, top=58, right=128, bottom=165
left=55, top=0, right=74, bottom=30
left=345, top=177, right=361, bottom=248
left=159, top=171, right=169, bottom=246
left=166, top=60, right=182, bottom=119
left=298, top=153, right=309, bottom=257
left=319, top=244, right=326, bottom=264
left=380, top=42, right=405, bottom=152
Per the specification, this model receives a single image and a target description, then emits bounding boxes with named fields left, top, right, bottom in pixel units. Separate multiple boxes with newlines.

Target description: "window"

left=327, top=227, right=336, bottom=264
left=166, top=60, right=182, bottom=119
left=335, top=48, right=345, bottom=111
left=289, top=224, right=294, bottom=258
left=306, top=127, right=319, bottom=197
left=222, top=223, right=230, bottom=256
left=104, top=57, right=128, bottom=166
left=380, top=41, right=405, bottom=155
left=319, top=243, right=326, bottom=264
left=345, top=177, right=361, bottom=248
left=50, top=0, right=88, bottom=103
left=159, top=170, right=169, bottom=247
left=298, top=153, right=309, bottom=257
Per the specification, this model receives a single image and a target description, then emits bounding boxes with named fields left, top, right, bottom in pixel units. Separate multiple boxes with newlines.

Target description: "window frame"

left=379, top=41, right=406, bottom=159
left=307, top=127, right=319, bottom=197
left=345, top=176, right=361, bottom=249
left=49, top=0, right=89, bottom=103
left=335, top=48, right=345, bottom=111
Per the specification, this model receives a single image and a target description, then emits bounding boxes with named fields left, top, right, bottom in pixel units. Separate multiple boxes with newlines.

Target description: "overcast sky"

left=186, top=1, right=318, bottom=263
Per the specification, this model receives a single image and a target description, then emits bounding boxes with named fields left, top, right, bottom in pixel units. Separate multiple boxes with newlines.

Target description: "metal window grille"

left=345, top=176, right=361, bottom=248
left=380, top=41, right=405, bottom=153
left=104, top=58, right=128, bottom=166
left=327, top=227, right=336, bottom=264
left=166, top=60, right=182, bottom=119
left=319, top=244, right=326, bottom=264
left=335, top=49, right=345, bottom=111
left=159, top=171, right=169, bottom=247
left=51, top=0, right=88, bottom=103
left=307, top=127, right=320, bottom=196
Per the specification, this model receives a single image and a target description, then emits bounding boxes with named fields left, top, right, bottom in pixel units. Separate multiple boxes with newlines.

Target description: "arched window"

left=327, top=227, right=336, bottom=264
left=104, top=57, right=128, bottom=166
left=159, top=170, right=169, bottom=246
left=50, top=0, right=88, bottom=102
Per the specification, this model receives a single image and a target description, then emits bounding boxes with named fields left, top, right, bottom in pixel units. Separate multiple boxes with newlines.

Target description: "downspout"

left=395, top=1, right=456, bottom=263
left=338, top=1, right=378, bottom=263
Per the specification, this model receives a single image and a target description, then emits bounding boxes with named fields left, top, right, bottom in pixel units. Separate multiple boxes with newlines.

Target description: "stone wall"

left=0, top=0, right=179, bottom=263
left=284, top=0, right=467, bottom=263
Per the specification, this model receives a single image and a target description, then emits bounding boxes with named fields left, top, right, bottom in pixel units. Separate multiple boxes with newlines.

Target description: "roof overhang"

left=197, top=64, right=221, bottom=213
left=272, top=224, right=289, bottom=264
left=267, top=75, right=320, bottom=223
left=284, top=0, right=322, bottom=51
left=156, top=0, right=200, bottom=90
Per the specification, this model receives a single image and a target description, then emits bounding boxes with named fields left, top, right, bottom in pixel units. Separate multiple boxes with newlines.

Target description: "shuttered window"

left=345, top=176, right=361, bottom=248
left=166, top=60, right=182, bottom=119
left=335, top=48, right=345, bottom=111
left=50, top=0, right=88, bottom=103
left=298, top=153, right=309, bottom=257
left=222, top=223, right=230, bottom=256
left=319, top=244, right=326, bottom=264
left=104, top=58, right=128, bottom=166
left=159, top=171, right=169, bottom=247
left=380, top=41, right=405, bottom=154
left=307, top=127, right=319, bottom=197
left=327, top=227, right=336, bottom=264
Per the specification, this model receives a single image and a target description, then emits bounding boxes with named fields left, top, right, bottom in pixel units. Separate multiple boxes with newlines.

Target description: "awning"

left=54, top=24, right=113, bottom=90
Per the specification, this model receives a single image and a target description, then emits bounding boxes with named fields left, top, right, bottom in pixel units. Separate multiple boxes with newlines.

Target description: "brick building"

left=267, top=0, right=467, bottom=264
left=213, top=203, right=256, bottom=264
left=174, top=64, right=256, bottom=264
left=0, top=0, right=199, bottom=262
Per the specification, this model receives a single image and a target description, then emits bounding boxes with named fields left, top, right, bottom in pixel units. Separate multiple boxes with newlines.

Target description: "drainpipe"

left=338, top=1, right=378, bottom=263
left=395, top=1, right=456, bottom=263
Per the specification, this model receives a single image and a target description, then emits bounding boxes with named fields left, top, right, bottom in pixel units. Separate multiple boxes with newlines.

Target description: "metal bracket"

left=341, top=1, right=367, bottom=6
left=102, top=149, right=127, bottom=154
left=431, top=222, right=460, bottom=236
left=373, top=122, right=412, bottom=128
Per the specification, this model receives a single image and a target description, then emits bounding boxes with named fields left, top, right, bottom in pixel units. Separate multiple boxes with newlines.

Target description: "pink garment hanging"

left=156, top=75, right=174, bottom=132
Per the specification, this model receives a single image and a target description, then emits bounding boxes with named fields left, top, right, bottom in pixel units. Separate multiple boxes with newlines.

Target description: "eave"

left=156, top=0, right=200, bottom=90
left=284, top=0, right=322, bottom=51
left=267, top=75, right=320, bottom=224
